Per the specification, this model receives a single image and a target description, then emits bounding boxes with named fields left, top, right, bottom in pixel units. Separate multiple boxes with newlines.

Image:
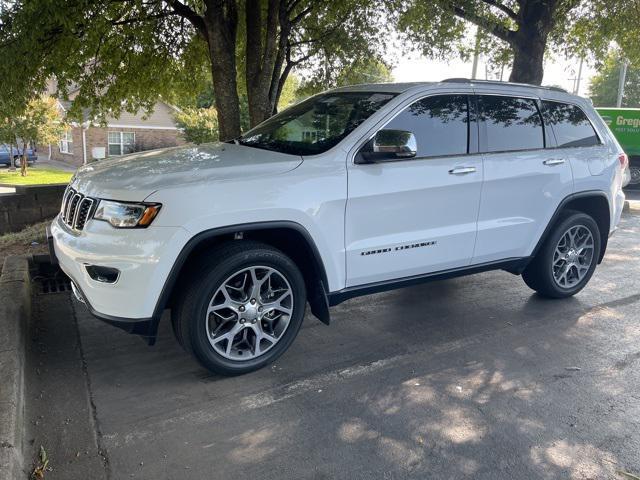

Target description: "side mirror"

left=356, top=129, right=417, bottom=164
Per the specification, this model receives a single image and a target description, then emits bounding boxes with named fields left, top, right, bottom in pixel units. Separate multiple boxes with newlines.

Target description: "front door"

left=345, top=93, right=483, bottom=287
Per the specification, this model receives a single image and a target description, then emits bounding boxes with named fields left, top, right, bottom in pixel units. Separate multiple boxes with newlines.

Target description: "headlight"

left=93, top=200, right=161, bottom=228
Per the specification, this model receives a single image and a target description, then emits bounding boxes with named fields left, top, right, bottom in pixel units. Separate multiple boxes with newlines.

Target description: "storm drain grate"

left=35, top=275, right=72, bottom=295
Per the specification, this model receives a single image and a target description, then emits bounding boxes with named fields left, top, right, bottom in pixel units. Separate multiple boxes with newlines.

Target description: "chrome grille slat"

left=59, top=187, right=96, bottom=232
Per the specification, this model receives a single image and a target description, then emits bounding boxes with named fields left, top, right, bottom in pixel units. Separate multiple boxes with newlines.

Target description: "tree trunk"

left=509, top=39, right=546, bottom=85
left=8, top=143, right=15, bottom=172
left=508, top=0, right=558, bottom=85
left=245, top=0, right=283, bottom=127
left=21, top=141, right=28, bottom=177
left=204, top=1, right=241, bottom=141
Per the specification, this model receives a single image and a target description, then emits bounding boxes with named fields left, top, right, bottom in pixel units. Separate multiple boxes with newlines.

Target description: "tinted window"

left=384, top=95, right=469, bottom=157
left=479, top=95, right=544, bottom=152
left=542, top=101, right=599, bottom=148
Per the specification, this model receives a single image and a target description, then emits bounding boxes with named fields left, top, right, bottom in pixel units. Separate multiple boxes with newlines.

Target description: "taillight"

left=619, top=152, right=629, bottom=169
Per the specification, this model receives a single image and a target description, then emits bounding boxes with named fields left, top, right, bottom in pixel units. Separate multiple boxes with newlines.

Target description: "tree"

left=395, top=0, right=640, bottom=86
left=10, top=96, right=65, bottom=176
left=296, top=57, right=393, bottom=100
left=0, top=115, right=17, bottom=172
left=0, top=0, right=386, bottom=141
left=174, top=107, right=219, bottom=144
left=589, top=52, right=640, bottom=108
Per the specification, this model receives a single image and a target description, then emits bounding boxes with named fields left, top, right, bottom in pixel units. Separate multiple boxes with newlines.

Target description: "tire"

left=628, top=164, right=640, bottom=188
left=522, top=211, right=601, bottom=298
left=13, top=156, right=21, bottom=168
left=172, top=240, right=307, bottom=376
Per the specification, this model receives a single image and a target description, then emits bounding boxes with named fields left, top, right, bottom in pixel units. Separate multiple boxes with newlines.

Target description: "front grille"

left=60, top=187, right=96, bottom=231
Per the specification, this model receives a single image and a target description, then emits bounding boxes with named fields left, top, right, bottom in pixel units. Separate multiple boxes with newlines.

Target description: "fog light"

left=85, top=265, right=120, bottom=284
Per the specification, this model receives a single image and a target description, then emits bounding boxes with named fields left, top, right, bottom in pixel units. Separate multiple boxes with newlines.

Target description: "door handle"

left=543, top=158, right=565, bottom=166
left=448, top=166, right=476, bottom=175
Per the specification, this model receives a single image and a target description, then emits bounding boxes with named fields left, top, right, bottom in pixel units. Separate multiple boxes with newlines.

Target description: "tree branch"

left=290, top=5, right=312, bottom=25
left=451, top=3, right=515, bottom=43
left=110, top=11, right=177, bottom=26
left=479, top=0, right=518, bottom=21
left=166, top=0, right=207, bottom=38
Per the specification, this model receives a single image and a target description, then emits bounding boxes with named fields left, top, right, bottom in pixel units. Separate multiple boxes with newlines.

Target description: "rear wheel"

left=523, top=211, right=601, bottom=298
left=172, top=241, right=306, bottom=375
left=13, top=156, right=21, bottom=168
left=629, top=164, right=640, bottom=187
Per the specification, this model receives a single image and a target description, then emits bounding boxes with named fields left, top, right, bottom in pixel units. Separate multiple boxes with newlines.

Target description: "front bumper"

left=50, top=215, right=191, bottom=333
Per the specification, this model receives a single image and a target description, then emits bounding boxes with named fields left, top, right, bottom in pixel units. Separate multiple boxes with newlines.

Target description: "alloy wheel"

left=552, top=225, right=595, bottom=289
left=205, top=266, right=294, bottom=360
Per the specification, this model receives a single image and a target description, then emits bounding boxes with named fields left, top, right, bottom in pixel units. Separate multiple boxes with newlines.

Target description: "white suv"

left=50, top=79, right=627, bottom=375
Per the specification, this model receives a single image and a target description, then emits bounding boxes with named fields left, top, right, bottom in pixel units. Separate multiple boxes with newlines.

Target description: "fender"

left=144, top=221, right=332, bottom=345
left=528, top=190, right=610, bottom=267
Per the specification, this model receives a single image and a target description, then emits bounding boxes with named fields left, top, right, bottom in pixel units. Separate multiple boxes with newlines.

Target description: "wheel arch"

left=147, top=221, right=331, bottom=344
left=531, top=190, right=610, bottom=266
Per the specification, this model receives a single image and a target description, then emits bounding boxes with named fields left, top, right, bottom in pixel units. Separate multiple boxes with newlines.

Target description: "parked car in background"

left=0, top=144, right=38, bottom=167
left=51, top=79, right=626, bottom=376
left=597, top=108, right=640, bottom=188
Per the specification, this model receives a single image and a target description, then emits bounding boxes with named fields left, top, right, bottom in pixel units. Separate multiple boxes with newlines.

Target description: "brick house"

left=45, top=97, right=186, bottom=167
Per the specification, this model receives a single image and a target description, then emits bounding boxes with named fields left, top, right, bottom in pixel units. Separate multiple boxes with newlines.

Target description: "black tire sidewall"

left=538, top=212, right=601, bottom=297
left=186, top=248, right=306, bottom=375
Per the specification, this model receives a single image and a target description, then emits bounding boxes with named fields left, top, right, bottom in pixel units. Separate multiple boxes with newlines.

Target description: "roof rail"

left=441, top=78, right=568, bottom=93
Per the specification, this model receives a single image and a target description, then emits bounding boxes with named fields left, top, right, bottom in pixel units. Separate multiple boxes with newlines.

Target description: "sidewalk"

left=35, top=156, right=77, bottom=172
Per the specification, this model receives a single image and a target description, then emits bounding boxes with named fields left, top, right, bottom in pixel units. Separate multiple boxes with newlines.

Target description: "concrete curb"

left=0, top=256, right=31, bottom=480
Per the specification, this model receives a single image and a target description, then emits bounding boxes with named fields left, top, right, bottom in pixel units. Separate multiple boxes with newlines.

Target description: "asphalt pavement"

left=24, top=207, right=640, bottom=480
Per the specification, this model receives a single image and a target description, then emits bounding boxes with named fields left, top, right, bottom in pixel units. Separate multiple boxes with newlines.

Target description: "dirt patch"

left=0, top=220, right=51, bottom=271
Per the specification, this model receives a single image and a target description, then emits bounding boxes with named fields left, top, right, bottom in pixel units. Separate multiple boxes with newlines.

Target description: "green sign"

left=596, top=108, right=640, bottom=157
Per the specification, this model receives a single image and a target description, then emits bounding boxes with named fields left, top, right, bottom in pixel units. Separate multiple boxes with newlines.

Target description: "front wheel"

left=172, top=241, right=307, bottom=376
left=523, top=211, right=601, bottom=298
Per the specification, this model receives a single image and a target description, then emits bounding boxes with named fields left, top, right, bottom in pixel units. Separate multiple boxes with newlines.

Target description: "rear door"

left=472, top=93, right=574, bottom=264
left=345, top=92, right=483, bottom=287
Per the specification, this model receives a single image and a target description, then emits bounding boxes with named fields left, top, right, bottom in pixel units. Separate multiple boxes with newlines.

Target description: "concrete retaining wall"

left=0, top=256, right=31, bottom=479
left=0, top=184, right=66, bottom=234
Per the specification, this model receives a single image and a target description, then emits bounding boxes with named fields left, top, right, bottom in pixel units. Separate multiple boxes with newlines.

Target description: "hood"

left=70, top=143, right=303, bottom=201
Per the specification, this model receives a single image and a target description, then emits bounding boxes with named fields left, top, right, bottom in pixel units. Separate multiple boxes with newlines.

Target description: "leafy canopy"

left=173, top=107, right=219, bottom=145
left=0, top=0, right=390, bottom=136
left=394, top=0, right=640, bottom=83
left=589, top=52, right=640, bottom=108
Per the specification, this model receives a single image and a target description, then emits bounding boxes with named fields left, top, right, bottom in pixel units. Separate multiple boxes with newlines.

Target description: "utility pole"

left=471, top=27, right=481, bottom=79
left=617, top=59, right=629, bottom=107
left=573, top=57, right=584, bottom=95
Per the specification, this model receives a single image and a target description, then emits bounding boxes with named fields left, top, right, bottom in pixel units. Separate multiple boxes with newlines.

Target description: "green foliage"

left=296, top=58, right=393, bottom=100
left=12, top=96, right=65, bottom=147
left=4, top=95, right=66, bottom=176
left=589, top=53, right=640, bottom=108
left=0, top=0, right=199, bottom=122
left=174, top=107, right=219, bottom=144
left=395, top=0, right=640, bottom=83
left=278, top=75, right=301, bottom=110
left=0, top=0, right=390, bottom=137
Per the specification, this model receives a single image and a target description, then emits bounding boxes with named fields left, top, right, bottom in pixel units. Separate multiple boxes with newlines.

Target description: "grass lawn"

left=0, top=168, right=72, bottom=185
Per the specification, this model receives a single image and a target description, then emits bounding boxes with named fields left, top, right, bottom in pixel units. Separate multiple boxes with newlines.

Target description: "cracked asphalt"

left=25, top=200, right=640, bottom=480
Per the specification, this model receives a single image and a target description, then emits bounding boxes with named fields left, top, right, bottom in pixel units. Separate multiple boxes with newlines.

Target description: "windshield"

left=238, top=91, right=396, bottom=155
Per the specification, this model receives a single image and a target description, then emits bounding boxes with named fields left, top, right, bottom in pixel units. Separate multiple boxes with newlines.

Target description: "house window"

left=108, top=132, right=135, bottom=156
left=59, top=131, right=73, bottom=154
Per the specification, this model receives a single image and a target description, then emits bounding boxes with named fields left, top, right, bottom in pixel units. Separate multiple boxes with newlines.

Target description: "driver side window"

left=384, top=95, right=470, bottom=158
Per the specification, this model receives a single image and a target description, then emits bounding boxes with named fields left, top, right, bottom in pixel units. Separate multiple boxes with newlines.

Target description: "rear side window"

left=542, top=101, right=600, bottom=148
left=384, top=95, right=469, bottom=157
left=478, top=95, right=544, bottom=152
